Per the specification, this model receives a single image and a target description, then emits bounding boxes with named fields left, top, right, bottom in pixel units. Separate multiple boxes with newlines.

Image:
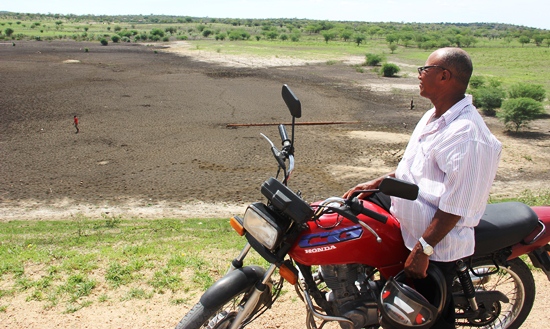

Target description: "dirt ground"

left=1, top=41, right=550, bottom=328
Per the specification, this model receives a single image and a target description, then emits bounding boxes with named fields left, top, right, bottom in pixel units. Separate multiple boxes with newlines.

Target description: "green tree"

left=279, top=33, right=288, bottom=41
left=111, top=35, right=120, bottom=43
left=354, top=34, right=366, bottom=46
left=341, top=29, right=353, bottom=42
left=381, top=63, right=400, bottom=77
left=100, top=38, right=108, bottom=46
left=518, top=36, right=530, bottom=47
left=533, top=34, right=544, bottom=47
left=388, top=43, right=398, bottom=54
left=386, top=34, right=399, bottom=44
left=4, top=27, right=14, bottom=37
left=497, top=98, right=545, bottom=132
left=508, top=83, right=546, bottom=102
left=321, top=30, right=336, bottom=43
left=202, top=29, right=212, bottom=38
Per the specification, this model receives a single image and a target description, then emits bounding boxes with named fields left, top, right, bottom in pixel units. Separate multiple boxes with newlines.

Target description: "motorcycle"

left=175, top=84, right=550, bottom=329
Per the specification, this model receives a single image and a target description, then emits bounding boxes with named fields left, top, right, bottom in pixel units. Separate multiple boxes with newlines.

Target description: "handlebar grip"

left=361, top=207, right=387, bottom=224
left=278, top=124, right=291, bottom=146
left=349, top=198, right=387, bottom=224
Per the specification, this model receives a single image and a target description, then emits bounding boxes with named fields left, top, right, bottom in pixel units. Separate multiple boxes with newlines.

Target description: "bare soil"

left=1, top=41, right=549, bottom=328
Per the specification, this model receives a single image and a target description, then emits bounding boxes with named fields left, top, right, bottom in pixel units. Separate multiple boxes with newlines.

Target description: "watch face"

left=424, top=246, right=433, bottom=255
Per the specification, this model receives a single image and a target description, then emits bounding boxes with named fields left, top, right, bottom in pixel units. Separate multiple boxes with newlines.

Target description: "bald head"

left=431, top=48, right=473, bottom=92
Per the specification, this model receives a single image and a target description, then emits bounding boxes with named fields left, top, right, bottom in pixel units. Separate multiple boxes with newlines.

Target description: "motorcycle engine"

left=320, top=264, right=380, bottom=329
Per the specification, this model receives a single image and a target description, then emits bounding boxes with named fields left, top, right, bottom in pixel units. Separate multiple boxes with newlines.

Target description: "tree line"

left=1, top=12, right=549, bottom=48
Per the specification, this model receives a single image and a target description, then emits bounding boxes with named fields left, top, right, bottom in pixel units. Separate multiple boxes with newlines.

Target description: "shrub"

left=5, top=27, right=14, bottom=37
left=497, top=97, right=545, bottom=132
left=150, top=28, right=165, bottom=38
left=381, top=63, right=400, bottom=77
left=469, top=75, right=485, bottom=89
left=471, top=86, right=506, bottom=116
left=100, top=38, right=108, bottom=46
left=365, top=53, right=383, bottom=66
left=111, top=35, right=120, bottom=43
left=508, top=83, right=547, bottom=102
left=202, top=29, right=212, bottom=38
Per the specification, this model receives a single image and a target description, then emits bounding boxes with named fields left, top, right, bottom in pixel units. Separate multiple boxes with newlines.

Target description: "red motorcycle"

left=175, top=85, right=550, bottom=329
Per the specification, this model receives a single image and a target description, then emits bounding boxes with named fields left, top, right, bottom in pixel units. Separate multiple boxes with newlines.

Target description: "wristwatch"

left=419, top=237, right=434, bottom=256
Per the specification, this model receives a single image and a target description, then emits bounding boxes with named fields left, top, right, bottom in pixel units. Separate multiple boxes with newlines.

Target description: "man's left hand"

left=404, top=243, right=430, bottom=279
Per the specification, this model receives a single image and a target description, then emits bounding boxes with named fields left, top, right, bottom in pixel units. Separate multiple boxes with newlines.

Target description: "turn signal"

left=279, top=264, right=298, bottom=285
left=230, top=217, right=245, bottom=236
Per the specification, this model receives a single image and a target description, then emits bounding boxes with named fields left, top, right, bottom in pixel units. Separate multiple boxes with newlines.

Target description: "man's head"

left=418, top=47, right=473, bottom=100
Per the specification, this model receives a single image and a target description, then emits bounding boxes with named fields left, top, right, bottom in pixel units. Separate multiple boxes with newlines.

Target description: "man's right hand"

left=343, top=180, right=380, bottom=199
left=343, top=171, right=395, bottom=199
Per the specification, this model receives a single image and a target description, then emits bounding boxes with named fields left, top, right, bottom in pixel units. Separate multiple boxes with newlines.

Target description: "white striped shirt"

left=390, top=95, right=502, bottom=261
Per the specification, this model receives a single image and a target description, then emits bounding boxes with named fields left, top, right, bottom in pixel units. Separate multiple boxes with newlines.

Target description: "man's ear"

left=440, top=69, right=451, bottom=81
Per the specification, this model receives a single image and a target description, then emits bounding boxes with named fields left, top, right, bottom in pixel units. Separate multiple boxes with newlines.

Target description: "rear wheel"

left=454, top=257, right=535, bottom=329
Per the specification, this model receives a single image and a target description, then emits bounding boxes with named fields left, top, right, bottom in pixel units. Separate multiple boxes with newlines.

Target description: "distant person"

left=73, top=115, right=79, bottom=134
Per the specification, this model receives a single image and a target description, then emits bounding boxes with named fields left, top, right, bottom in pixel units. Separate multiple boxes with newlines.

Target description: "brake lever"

left=261, top=133, right=287, bottom=171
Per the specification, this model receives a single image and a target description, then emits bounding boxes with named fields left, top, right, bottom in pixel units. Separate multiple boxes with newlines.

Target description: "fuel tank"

left=289, top=200, right=409, bottom=273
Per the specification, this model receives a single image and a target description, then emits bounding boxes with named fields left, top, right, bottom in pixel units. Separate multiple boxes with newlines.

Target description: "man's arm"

left=404, top=209, right=461, bottom=279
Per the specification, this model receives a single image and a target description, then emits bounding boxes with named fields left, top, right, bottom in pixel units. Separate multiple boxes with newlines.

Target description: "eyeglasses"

left=417, top=65, right=448, bottom=74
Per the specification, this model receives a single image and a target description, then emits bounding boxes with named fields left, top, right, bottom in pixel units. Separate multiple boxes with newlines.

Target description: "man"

left=73, top=115, right=79, bottom=134
left=344, top=47, right=502, bottom=328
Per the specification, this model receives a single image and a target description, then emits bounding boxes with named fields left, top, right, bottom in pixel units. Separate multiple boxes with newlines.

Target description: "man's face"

left=418, top=53, right=446, bottom=99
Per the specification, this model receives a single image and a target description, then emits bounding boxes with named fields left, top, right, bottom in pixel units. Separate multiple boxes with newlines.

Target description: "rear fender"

left=510, top=206, right=550, bottom=259
left=200, top=266, right=267, bottom=308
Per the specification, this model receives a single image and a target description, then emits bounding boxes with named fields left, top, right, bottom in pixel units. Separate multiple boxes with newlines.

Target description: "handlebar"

left=315, top=197, right=386, bottom=243
left=278, top=124, right=291, bottom=148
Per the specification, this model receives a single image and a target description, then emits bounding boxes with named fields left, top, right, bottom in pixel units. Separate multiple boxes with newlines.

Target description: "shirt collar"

left=437, top=94, right=472, bottom=126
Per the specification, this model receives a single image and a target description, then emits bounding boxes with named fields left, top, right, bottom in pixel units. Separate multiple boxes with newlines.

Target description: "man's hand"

left=343, top=172, right=395, bottom=199
left=343, top=180, right=379, bottom=199
left=404, top=243, right=430, bottom=279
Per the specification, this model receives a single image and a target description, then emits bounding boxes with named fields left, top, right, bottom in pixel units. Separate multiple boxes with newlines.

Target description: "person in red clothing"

left=73, top=115, right=79, bottom=134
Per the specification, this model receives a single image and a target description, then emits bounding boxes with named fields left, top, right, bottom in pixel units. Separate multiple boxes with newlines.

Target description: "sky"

left=3, top=0, right=549, bottom=30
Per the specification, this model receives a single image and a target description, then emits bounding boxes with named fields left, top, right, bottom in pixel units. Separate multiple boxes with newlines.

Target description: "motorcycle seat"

left=473, top=202, right=539, bottom=256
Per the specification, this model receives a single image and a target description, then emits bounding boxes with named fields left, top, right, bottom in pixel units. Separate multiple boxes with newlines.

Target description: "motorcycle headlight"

left=243, top=203, right=286, bottom=250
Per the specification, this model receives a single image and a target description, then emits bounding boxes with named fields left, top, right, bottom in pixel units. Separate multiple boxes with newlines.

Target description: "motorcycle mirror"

left=379, top=177, right=419, bottom=201
left=282, top=84, right=302, bottom=118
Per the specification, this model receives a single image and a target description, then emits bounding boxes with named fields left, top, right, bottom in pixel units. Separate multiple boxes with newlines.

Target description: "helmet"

left=378, top=265, right=447, bottom=329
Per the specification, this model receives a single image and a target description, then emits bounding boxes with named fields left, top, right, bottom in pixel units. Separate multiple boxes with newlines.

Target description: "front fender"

left=200, top=266, right=267, bottom=309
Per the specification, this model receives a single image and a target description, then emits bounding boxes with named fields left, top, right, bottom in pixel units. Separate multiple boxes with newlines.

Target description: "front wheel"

left=175, top=266, right=271, bottom=329
left=175, top=291, right=251, bottom=329
left=454, top=257, right=535, bottom=329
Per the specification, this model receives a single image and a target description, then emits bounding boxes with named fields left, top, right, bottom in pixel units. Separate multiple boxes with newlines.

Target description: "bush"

left=508, top=83, right=547, bottom=102
left=111, top=35, right=120, bottom=43
left=150, top=28, right=165, bottom=38
left=381, top=63, right=400, bottom=77
left=497, top=97, right=545, bottom=132
left=471, top=86, right=506, bottom=116
left=469, top=75, right=485, bottom=89
left=365, top=53, right=383, bottom=66
left=100, top=38, right=108, bottom=46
